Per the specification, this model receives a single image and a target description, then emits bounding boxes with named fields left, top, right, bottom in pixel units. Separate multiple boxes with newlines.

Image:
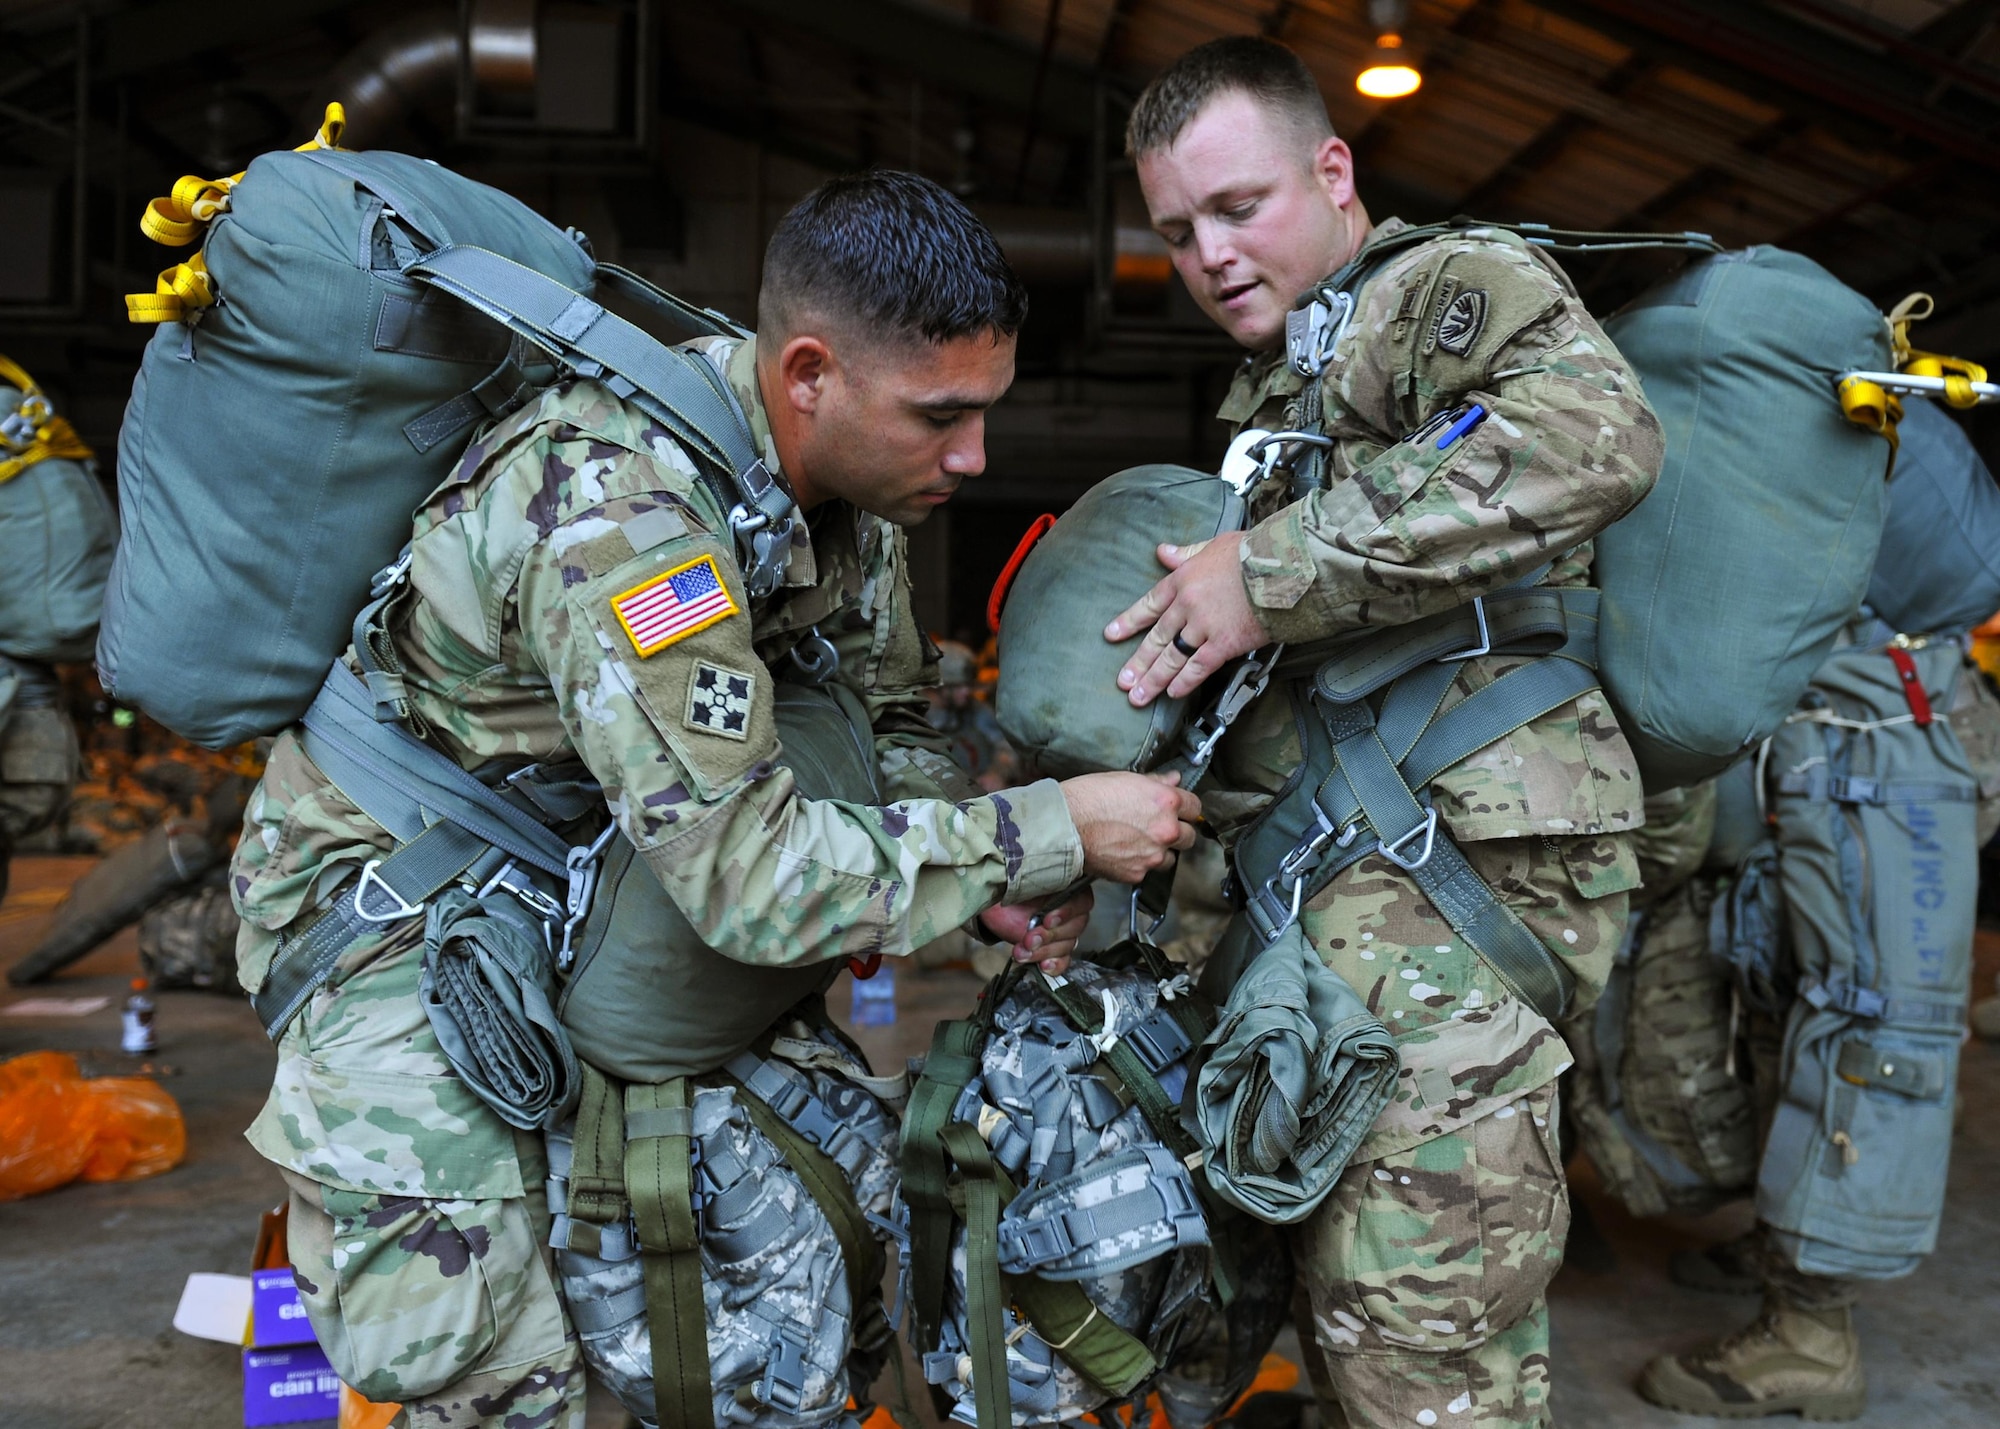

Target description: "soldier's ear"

left=1312, top=135, right=1358, bottom=210
left=775, top=334, right=833, bottom=415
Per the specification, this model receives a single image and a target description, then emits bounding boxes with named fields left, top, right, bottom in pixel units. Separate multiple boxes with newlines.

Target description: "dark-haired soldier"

left=231, top=172, right=1200, bottom=1426
left=1106, top=39, right=1663, bottom=1429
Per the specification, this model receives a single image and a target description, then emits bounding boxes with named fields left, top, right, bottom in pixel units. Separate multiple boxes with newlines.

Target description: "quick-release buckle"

left=1378, top=807, right=1440, bottom=872
left=1286, top=291, right=1353, bottom=377
left=556, top=822, right=619, bottom=971
left=369, top=548, right=414, bottom=599
left=352, top=859, right=423, bottom=923
left=1128, top=886, right=1168, bottom=944
left=1185, top=643, right=1285, bottom=767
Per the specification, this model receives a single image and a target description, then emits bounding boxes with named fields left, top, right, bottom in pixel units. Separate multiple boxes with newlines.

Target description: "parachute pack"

left=105, top=105, right=796, bottom=748
left=896, top=947, right=1293, bottom=1429
left=0, top=358, right=115, bottom=667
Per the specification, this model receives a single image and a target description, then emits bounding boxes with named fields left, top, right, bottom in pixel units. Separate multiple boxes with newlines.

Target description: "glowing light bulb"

left=1356, top=63, right=1423, bottom=98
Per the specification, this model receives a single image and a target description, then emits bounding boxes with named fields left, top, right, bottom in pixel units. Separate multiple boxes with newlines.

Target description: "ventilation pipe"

left=315, top=3, right=538, bottom=149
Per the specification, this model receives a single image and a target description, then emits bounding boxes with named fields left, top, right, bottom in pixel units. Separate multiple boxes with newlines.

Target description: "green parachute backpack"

left=1596, top=247, right=1894, bottom=789
left=0, top=361, right=115, bottom=665
left=104, top=106, right=792, bottom=748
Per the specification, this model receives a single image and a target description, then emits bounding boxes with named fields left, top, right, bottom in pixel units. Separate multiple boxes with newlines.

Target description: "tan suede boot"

left=1638, top=1296, right=1866, bottom=1420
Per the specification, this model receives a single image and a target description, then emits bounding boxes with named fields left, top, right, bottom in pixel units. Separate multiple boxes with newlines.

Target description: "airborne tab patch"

left=611, top=554, right=739, bottom=657
left=685, top=662, right=756, bottom=739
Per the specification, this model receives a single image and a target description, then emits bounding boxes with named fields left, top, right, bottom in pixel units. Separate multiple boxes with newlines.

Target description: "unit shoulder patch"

left=684, top=661, right=756, bottom=740
left=1434, top=287, right=1489, bottom=357
left=611, top=553, right=739, bottom=657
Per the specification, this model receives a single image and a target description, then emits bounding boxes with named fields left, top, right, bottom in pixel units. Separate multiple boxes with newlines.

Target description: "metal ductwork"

left=316, top=3, right=539, bottom=149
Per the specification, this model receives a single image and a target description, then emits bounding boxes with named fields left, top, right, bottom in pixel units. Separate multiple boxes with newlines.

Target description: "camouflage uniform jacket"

left=1208, top=219, right=1663, bottom=1131
left=234, top=335, right=1084, bottom=1196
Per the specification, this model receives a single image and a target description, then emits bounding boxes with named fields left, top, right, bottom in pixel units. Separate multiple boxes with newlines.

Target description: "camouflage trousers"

left=1291, top=1082, right=1567, bottom=1429
left=282, top=1168, right=587, bottom=1428
left=0, top=680, right=78, bottom=839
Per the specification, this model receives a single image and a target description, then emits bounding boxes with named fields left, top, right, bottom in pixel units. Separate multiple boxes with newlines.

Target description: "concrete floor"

left=3, top=853, right=1997, bottom=1429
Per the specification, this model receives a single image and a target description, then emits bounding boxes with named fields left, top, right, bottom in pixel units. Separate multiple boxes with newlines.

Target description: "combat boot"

left=1638, top=1295, right=1865, bottom=1420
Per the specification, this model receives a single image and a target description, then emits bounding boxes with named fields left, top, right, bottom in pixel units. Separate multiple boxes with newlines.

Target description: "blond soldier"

left=1114, top=40, right=1663, bottom=1428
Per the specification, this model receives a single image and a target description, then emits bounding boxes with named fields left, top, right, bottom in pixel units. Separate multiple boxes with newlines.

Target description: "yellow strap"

left=125, top=103, right=348, bottom=322
left=1886, top=291, right=1989, bottom=409
left=0, top=354, right=94, bottom=484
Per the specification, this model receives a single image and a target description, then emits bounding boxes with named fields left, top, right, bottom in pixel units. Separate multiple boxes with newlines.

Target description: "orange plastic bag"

left=0, top=1051, right=186, bottom=1201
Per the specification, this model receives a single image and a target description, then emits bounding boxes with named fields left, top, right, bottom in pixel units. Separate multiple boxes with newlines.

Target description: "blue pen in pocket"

left=1435, top=403, right=1488, bottom=449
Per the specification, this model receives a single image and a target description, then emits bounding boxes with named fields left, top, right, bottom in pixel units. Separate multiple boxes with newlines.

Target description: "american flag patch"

left=611, top=554, right=739, bottom=656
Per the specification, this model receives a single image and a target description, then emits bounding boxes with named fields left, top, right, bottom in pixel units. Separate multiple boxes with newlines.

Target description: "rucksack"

left=0, top=361, right=115, bottom=665
left=548, top=1022, right=904, bottom=1428
left=1864, top=397, right=2000, bottom=637
left=104, top=108, right=795, bottom=748
left=1751, top=627, right=1978, bottom=1279
left=897, top=948, right=1291, bottom=1429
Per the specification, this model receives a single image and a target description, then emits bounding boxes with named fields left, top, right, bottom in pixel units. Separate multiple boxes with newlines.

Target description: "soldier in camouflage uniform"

left=1115, top=40, right=1662, bottom=1428
left=927, top=638, right=1018, bottom=790
left=231, top=173, right=1200, bottom=1427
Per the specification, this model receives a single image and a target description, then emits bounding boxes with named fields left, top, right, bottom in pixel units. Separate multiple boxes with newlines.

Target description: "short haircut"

left=759, top=170, right=1028, bottom=346
left=1125, top=37, right=1334, bottom=159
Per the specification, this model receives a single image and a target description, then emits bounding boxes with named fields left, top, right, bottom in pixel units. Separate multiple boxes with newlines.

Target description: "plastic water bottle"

left=849, top=963, right=897, bottom=1027
left=121, top=977, right=158, bottom=1055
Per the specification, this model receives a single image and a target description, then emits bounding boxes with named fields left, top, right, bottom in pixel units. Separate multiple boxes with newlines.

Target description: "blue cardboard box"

left=242, top=1344, right=340, bottom=1427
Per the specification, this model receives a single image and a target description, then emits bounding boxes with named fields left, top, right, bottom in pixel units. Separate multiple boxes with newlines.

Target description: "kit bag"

left=898, top=949, right=1290, bottom=1429
left=1864, top=397, right=2000, bottom=638
left=548, top=1021, right=905, bottom=1429
left=994, top=465, right=1244, bottom=777
left=0, top=368, right=114, bottom=665
left=1596, top=247, right=1893, bottom=790
left=105, top=112, right=778, bottom=748
left=1757, top=631, right=1977, bottom=1279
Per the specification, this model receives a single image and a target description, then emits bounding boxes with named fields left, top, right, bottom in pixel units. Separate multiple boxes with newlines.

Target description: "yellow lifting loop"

left=1886, top=290, right=1989, bottom=409
left=0, top=355, right=95, bottom=485
left=126, top=253, right=214, bottom=325
left=125, top=103, right=348, bottom=323
left=1838, top=375, right=1903, bottom=456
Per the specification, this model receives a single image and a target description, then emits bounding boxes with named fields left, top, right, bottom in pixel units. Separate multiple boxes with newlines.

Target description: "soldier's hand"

left=1106, top=536, right=1270, bottom=706
left=1062, top=771, right=1201, bottom=883
left=978, top=886, right=1094, bottom=975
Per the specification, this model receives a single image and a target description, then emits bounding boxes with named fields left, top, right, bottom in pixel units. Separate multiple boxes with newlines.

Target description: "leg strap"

left=625, top=1077, right=714, bottom=1429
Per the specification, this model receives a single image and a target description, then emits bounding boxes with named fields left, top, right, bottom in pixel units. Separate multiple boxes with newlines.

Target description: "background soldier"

left=233, top=173, right=1199, bottom=1427
left=1114, top=39, right=1662, bottom=1429
left=927, top=637, right=1019, bottom=790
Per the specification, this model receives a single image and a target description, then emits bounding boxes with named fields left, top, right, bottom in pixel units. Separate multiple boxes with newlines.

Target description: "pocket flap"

left=1835, top=1038, right=1944, bottom=1099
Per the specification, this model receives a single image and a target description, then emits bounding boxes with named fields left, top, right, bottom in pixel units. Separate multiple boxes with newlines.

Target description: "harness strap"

left=625, top=1076, right=715, bottom=1429
left=902, top=1017, right=988, bottom=1358
left=939, top=1121, right=1010, bottom=1429
left=565, top=1062, right=632, bottom=1237
left=1776, top=768, right=1979, bottom=805
left=1799, top=977, right=1967, bottom=1030
left=1282, top=586, right=1589, bottom=694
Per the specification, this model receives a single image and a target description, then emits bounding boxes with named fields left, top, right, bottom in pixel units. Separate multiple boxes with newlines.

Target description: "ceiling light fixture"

left=1357, top=0, right=1422, bottom=99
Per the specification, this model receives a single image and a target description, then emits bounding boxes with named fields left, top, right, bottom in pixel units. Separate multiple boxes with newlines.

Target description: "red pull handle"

left=1886, top=646, right=1934, bottom=726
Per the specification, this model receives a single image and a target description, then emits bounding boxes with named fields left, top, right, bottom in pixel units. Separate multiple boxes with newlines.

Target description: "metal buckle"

left=556, top=822, right=619, bottom=971
left=369, top=548, right=414, bottom=598
left=1378, top=808, right=1440, bottom=872
left=1439, top=596, right=1491, bottom=662
left=787, top=626, right=839, bottom=684
left=1185, top=643, right=1284, bottom=767
left=0, top=409, right=35, bottom=449
left=352, top=859, right=423, bottom=923
left=1128, top=886, right=1168, bottom=944
left=1286, top=291, right=1352, bottom=377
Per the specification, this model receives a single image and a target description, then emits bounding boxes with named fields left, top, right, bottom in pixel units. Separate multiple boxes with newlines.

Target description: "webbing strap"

left=566, top=1063, right=630, bottom=1235
left=1283, top=587, right=1588, bottom=696
left=939, top=1122, right=1010, bottom=1429
left=1776, top=768, right=1979, bottom=805
left=301, top=662, right=571, bottom=876
left=625, top=1078, right=714, bottom=1429
left=730, top=1076, right=887, bottom=1346
left=247, top=818, right=489, bottom=1039
left=1007, top=1275, right=1155, bottom=1397
left=1800, top=977, right=1967, bottom=1030
left=596, top=263, right=749, bottom=340
left=902, top=1018, right=987, bottom=1357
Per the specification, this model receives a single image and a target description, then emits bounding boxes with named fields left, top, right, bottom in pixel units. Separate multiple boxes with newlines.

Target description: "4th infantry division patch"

left=612, top=554, right=740, bottom=656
